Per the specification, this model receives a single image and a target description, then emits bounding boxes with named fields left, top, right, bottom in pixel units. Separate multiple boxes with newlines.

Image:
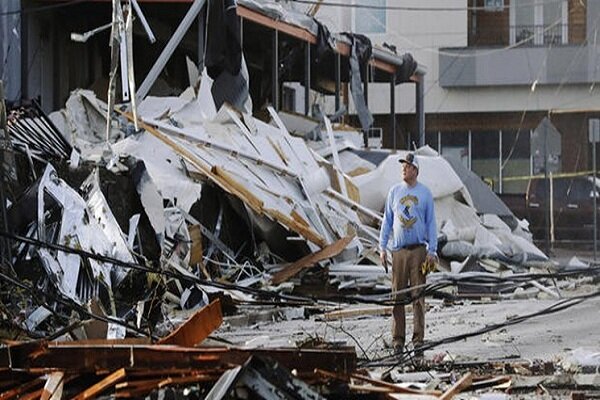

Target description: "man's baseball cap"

left=399, top=152, right=419, bottom=170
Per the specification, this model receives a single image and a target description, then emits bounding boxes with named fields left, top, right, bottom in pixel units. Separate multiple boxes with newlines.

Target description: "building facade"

left=316, top=0, right=600, bottom=194
left=5, top=1, right=600, bottom=194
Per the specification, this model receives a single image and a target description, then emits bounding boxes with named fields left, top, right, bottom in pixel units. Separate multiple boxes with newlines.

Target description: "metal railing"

left=512, top=23, right=566, bottom=45
left=468, top=23, right=574, bottom=47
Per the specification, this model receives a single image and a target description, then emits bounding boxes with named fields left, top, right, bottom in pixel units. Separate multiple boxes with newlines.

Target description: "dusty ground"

left=216, top=294, right=600, bottom=363
left=213, top=246, right=600, bottom=399
left=217, top=246, right=600, bottom=362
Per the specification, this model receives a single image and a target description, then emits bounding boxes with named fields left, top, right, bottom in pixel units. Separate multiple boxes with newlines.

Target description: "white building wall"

left=314, top=0, right=600, bottom=116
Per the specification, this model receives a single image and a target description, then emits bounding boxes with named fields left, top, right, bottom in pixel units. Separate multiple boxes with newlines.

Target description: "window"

left=366, top=127, right=383, bottom=148
left=282, top=86, right=296, bottom=112
left=484, top=0, right=504, bottom=12
left=354, top=0, right=386, bottom=34
left=441, top=131, right=469, bottom=169
left=501, top=129, right=531, bottom=193
left=510, top=0, right=568, bottom=45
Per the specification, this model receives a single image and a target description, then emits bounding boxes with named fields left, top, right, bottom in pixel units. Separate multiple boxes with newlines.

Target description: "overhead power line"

left=0, top=0, right=87, bottom=17
left=290, top=0, right=567, bottom=12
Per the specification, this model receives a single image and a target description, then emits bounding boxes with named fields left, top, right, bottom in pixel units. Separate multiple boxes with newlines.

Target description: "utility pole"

left=0, top=80, right=12, bottom=267
left=543, top=118, right=550, bottom=256
left=590, top=118, right=599, bottom=261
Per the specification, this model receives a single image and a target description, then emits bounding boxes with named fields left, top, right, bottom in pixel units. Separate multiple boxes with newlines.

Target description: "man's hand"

left=380, top=250, right=388, bottom=274
left=425, top=253, right=438, bottom=265
left=421, top=253, right=439, bottom=275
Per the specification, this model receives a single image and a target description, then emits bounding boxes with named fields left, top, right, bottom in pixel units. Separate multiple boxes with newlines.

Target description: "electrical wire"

left=0, top=267, right=157, bottom=340
left=2, top=228, right=600, bottom=350
left=0, top=230, right=316, bottom=305
left=289, top=0, right=568, bottom=12
left=361, top=287, right=600, bottom=368
left=2, top=228, right=600, bottom=308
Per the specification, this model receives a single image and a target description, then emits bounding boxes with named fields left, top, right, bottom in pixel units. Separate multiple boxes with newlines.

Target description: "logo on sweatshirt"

left=398, top=194, right=418, bottom=229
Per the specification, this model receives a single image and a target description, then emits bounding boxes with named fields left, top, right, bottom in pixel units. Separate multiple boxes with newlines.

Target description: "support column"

left=0, top=81, right=11, bottom=266
left=304, top=41, right=310, bottom=116
left=468, top=130, right=472, bottom=170
left=137, top=0, right=206, bottom=100
left=390, top=74, right=396, bottom=150
left=240, top=16, right=244, bottom=48
left=363, top=64, right=369, bottom=107
left=198, top=5, right=206, bottom=71
left=499, top=129, right=503, bottom=193
left=272, top=29, right=279, bottom=111
left=416, top=77, right=425, bottom=147
left=362, top=64, right=369, bottom=148
left=335, top=53, right=341, bottom=112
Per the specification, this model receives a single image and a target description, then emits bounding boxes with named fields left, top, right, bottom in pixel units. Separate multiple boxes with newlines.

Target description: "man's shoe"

left=393, top=342, right=405, bottom=354
left=412, top=342, right=424, bottom=359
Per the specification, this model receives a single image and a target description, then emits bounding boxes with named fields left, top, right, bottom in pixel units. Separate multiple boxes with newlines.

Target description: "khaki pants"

left=391, top=246, right=427, bottom=348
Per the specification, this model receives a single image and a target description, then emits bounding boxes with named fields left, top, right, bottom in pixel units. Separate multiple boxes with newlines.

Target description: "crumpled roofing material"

left=31, top=164, right=133, bottom=303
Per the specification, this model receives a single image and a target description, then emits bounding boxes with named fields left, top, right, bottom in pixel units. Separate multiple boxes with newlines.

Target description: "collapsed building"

left=1, top=0, right=599, bottom=399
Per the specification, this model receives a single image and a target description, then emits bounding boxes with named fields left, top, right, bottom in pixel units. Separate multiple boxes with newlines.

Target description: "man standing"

left=379, top=152, right=437, bottom=354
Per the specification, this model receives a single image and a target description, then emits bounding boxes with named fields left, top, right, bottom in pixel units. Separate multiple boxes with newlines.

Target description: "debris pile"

left=1, top=0, right=599, bottom=398
left=2, top=81, right=597, bottom=398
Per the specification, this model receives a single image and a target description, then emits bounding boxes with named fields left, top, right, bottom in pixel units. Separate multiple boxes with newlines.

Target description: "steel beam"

left=272, top=29, right=279, bottom=110
left=304, top=42, right=310, bottom=116
left=137, top=0, right=206, bottom=101
left=335, top=53, right=341, bottom=111
left=390, top=74, right=396, bottom=150
left=416, top=77, right=425, bottom=147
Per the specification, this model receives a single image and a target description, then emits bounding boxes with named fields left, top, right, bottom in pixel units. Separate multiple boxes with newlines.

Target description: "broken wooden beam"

left=314, top=369, right=441, bottom=396
left=271, top=235, right=354, bottom=285
left=4, top=341, right=357, bottom=376
left=40, top=372, right=64, bottom=400
left=158, top=299, right=222, bottom=347
left=322, top=306, right=394, bottom=321
left=71, top=368, right=126, bottom=400
left=439, top=372, right=472, bottom=400
left=0, top=377, right=44, bottom=400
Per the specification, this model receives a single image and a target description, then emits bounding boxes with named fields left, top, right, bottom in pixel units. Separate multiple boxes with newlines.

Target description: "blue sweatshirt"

left=379, top=181, right=437, bottom=255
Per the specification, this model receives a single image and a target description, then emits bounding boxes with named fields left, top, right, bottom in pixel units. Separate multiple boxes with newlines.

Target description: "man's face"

left=402, top=162, right=418, bottom=183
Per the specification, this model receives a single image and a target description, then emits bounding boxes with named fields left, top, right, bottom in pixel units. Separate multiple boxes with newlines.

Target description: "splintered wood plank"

left=115, top=378, right=164, bottom=398
left=439, top=372, right=473, bottom=400
left=271, top=236, right=354, bottom=285
left=41, top=372, right=64, bottom=400
left=124, top=368, right=223, bottom=378
left=350, top=372, right=441, bottom=396
left=323, top=306, right=394, bottom=321
left=269, top=209, right=326, bottom=248
left=157, top=374, right=215, bottom=388
left=115, top=374, right=218, bottom=398
left=0, top=377, right=45, bottom=400
left=116, top=378, right=163, bottom=390
left=158, top=299, right=222, bottom=347
left=348, top=384, right=392, bottom=393
left=315, top=369, right=441, bottom=396
left=15, top=388, right=44, bottom=400
left=387, top=394, right=438, bottom=400
left=290, top=210, right=310, bottom=227
left=237, top=5, right=317, bottom=44
left=188, top=224, right=204, bottom=266
left=70, top=368, right=126, bottom=400
left=211, top=166, right=265, bottom=211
